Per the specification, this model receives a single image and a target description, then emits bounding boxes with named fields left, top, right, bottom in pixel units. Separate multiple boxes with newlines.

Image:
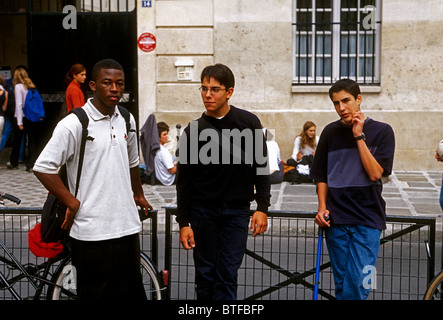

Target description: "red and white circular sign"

left=138, top=32, right=156, bottom=52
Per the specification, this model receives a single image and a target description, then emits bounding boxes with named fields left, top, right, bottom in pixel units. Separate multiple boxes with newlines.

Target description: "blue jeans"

left=190, top=203, right=250, bottom=300
left=0, top=116, right=13, bottom=152
left=325, top=224, right=381, bottom=300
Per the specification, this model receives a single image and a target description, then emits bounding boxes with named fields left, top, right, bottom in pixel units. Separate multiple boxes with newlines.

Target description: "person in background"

left=65, top=64, right=86, bottom=113
left=7, top=67, right=41, bottom=172
left=287, top=121, right=319, bottom=167
left=0, top=75, right=7, bottom=144
left=263, top=128, right=284, bottom=184
left=154, top=121, right=177, bottom=185
left=435, top=148, right=443, bottom=211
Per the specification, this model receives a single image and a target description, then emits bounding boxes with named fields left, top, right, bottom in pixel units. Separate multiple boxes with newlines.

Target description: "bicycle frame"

left=0, top=239, right=43, bottom=300
left=0, top=237, right=72, bottom=300
left=0, top=194, right=50, bottom=300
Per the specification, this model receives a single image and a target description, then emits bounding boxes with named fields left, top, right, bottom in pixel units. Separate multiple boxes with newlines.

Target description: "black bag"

left=283, top=168, right=313, bottom=184
left=41, top=192, right=68, bottom=243
left=40, top=106, right=133, bottom=243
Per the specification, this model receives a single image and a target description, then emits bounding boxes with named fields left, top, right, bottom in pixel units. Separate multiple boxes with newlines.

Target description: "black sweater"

left=176, top=106, right=271, bottom=228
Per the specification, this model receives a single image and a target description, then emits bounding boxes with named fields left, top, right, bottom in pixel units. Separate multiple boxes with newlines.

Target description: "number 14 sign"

left=142, top=1, right=152, bottom=7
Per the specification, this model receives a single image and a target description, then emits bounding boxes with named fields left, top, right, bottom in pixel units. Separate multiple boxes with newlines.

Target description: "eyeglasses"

left=199, top=86, right=227, bottom=94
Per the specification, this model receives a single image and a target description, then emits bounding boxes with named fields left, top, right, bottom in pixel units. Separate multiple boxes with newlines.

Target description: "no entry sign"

left=138, top=32, right=156, bottom=52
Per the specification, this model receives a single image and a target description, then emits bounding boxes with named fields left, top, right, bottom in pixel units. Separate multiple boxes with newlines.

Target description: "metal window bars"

left=293, top=0, right=381, bottom=85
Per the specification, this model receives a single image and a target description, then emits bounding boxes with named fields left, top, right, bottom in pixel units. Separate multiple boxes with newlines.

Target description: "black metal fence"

left=164, top=207, right=437, bottom=300
left=0, top=206, right=438, bottom=300
left=0, top=207, right=157, bottom=300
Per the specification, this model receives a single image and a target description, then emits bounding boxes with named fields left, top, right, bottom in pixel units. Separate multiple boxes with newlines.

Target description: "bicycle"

left=424, top=271, right=443, bottom=300
left=423, top=234, right=443, bottom=300
left=0, top=192, right=164, bottom=300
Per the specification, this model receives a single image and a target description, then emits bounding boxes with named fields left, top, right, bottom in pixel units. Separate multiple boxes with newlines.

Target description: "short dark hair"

left=329, top=78, right=361, bottom=100
left=157, top=121, right=169, bottom=137
left=91, top=59, right=124, bottom=81
left=200, top=64, right=235, bottom=89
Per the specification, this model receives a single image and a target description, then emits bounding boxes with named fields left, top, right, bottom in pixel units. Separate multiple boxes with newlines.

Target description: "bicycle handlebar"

left=0, top=193, right=21, bottom=205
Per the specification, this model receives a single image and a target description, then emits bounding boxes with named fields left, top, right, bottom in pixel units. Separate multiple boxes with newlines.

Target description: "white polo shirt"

left=33, top=99, right=141, bottom=241
left=154, top=145, right=176, bottom=186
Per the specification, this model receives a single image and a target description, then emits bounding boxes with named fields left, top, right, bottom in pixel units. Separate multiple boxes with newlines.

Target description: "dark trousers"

left=270, top=161, right=285, bottom=184
left=190, top=203, right=250, bottom=300
left=10, top=118, right=43, bottom=169
left=71, top=233, right=147, bottom=301
left=9, top=118, right=25, bottom=168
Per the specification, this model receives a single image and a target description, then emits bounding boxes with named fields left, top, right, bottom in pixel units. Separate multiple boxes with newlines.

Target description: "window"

left=81, top=0, right=135, bottom=12
left=293, top=0, right=381, bottom=85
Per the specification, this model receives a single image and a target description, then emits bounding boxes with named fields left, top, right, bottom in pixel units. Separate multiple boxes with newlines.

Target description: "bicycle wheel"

left=424, top=271, right=443, bottom=300
left=140, top=252, right=163, bottom=300
left=49, top=253, right=163, bottom=300
left=48, top=256, right=77, bottom=300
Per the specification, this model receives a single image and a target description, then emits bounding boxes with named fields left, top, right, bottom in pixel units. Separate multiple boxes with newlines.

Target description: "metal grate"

left=293, top=0, right=381, bottom=85
left=0, top=207, right=438, bottom=300
left=164, top=208, right=437, bottom=300
left=0, top=207, right=156, bottom=300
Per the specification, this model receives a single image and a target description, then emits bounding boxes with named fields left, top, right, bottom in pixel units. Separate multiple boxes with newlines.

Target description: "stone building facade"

left=137, top=0, right=443, bottom=171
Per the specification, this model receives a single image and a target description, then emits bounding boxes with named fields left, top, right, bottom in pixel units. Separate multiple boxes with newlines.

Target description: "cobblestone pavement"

left=1, top=160, right=442, bottom=219
left=1, top=145, right=442, bottom=220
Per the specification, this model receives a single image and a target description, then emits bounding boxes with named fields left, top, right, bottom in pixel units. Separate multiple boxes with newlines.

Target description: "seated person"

left=287, top=121, right=319, bottom=167
left=264, top=128, right=284, bottom=184
left=154, top=122, right=177, bottom=185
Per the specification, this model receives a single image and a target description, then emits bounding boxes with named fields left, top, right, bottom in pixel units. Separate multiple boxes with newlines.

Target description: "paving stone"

left=1, top=168, right=442, bottom=223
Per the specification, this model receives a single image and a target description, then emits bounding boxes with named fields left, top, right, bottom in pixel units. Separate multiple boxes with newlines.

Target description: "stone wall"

left=137, top=0, right=443, bottom=171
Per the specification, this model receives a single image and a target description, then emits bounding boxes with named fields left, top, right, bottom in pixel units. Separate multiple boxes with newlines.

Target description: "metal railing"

left=0, top=206, right=438, bottom=300
left=164, top=207, right=437, bottom=300
left=0, top=207, right=157, bottom=300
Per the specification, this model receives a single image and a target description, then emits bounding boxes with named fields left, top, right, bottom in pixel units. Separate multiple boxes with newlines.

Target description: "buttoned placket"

left=110, top=113, right=118, bottom=147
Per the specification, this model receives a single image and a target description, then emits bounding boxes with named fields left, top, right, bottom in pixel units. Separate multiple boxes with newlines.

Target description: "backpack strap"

left=68, top=108, right=94, bottom=197
left=117, top=106, right=135, bottom=135
left=67, top=106, right=132, bottom=196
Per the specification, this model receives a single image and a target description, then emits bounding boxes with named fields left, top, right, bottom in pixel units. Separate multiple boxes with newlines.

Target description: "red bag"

left=28, top=223, right=63, bottom=258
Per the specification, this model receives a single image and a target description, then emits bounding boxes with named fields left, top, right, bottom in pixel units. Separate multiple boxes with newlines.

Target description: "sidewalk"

left=1, top=150, right=442, bottom=221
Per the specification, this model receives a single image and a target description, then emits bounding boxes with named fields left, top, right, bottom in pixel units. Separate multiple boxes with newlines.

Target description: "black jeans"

left=71, top=233, right=146, bottom=301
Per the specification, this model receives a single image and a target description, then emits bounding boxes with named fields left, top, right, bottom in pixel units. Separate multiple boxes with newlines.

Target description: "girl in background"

left=287, top=121, right=319, bottom=167
left=8, top=67, right=41, bottom=171
left=65, top=64, right=86, bottom=112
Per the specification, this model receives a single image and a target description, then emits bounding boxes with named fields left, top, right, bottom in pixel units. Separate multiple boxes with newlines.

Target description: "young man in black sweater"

left=176, top=64, right=271, bottom=300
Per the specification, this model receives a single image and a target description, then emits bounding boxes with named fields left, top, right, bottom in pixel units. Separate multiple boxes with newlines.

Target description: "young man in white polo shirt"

left=154, top=121, right=177, bottom=185
left=33, top=59, right=152, bottom=300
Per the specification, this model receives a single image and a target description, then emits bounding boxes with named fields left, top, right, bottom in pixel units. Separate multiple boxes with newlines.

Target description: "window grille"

left=293, top=0, right=381, bottom=85
left=80, top=0, right=135, bottom=13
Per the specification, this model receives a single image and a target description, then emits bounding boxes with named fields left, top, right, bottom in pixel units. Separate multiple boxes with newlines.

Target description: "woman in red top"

left=65, top=64, right=86, bottom=112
